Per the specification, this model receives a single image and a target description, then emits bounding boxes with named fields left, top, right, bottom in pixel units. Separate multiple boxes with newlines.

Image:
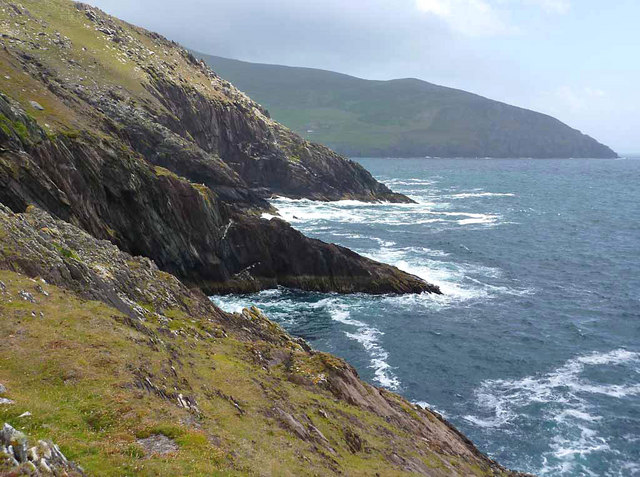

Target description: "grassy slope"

left=198, top=54, right=617, bottom=158
left=0, top=203, right=519, bottom=476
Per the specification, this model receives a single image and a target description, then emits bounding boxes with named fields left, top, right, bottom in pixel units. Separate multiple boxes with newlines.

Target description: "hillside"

left=198, top=54, right=617, bottom=159
left=0, top=0, right=437, bottom=296
left=0, top=204, right=527, bottom=476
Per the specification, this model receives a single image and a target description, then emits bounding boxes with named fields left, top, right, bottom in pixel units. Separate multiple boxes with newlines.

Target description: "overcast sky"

left=88, top=0, right=639, bottom=152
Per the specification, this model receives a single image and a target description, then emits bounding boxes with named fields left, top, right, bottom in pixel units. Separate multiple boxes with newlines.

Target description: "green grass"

left=0, top=267, right=505, bottom=475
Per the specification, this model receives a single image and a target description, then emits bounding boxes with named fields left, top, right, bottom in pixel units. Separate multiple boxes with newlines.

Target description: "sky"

left=88, top=0, right=639, bottom=152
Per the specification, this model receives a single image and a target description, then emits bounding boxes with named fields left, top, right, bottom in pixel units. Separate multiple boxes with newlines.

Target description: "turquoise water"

left=212, top=157, right=640, bottom=476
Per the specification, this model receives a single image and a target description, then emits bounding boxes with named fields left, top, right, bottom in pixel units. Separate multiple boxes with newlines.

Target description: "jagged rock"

left=274, top=408, right=309, bottom=441
left=344, top=427, right=365, bottom=453
left=0, top=423, right=82, bottom=474
left=27, top=446, right=38, bottom=461
left=0, top=423, right=27, bottom=462
left=0, top=384, right=5, bottom=394
left=18, top=290, right=36, bottom=303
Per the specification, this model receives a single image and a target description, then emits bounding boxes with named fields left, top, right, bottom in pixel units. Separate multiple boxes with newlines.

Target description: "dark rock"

left=343, top=427, right=365, bottom=453
left=0, top=6, right=435, bottom=297
left=0, top=97, right=438, bottom=295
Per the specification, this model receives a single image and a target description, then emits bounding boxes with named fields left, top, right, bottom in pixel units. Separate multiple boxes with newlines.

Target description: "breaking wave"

left=464, top=349, right=640, bottom=476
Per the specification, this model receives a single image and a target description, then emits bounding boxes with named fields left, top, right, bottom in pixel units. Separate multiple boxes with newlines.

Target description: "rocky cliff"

left=0, top=0, right=435, bottom=295
left=0, top=204, right=524, bottom=476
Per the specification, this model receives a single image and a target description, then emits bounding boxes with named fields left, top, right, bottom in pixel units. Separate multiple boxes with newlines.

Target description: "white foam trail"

left=465, top=349, right=640, bottom=476
left=449, top=192, right=515, bottom=199
left=413, top=400, right=449, bottom=418
left=321, top=299, right=401, bottom=390
left=265, top=196, right=501, bottom=228
left=362, top=246, right=531, bottom=307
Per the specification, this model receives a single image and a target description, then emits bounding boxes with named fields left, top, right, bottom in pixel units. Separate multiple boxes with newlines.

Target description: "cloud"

left=538, top=85, right=607, bottom=114
left=524, top=0, right=571, bottom=14
left=415, top=0, right=570, bottom=36
left=415, top=0, right=512, bottom=36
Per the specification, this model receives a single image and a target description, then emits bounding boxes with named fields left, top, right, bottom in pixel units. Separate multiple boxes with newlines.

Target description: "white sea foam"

left=266, top=196, right=501, bottom=229
left=449, top=192, right=516, bottom=199
left=413, top=400, right=448, bottom=418
left=320, top=299, right=401, bottom=390
left=362, top=245, right=530, bottom=307
left=465, top=348, right=640, bottom=476
left=383, top=178, right=436, bottom=187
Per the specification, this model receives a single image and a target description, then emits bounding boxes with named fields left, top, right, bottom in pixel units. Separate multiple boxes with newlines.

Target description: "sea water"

left=212, top=157, right=640, bottom=476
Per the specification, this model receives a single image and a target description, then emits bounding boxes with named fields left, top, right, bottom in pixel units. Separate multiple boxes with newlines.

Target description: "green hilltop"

left=197, top=54, right=617, bottom=159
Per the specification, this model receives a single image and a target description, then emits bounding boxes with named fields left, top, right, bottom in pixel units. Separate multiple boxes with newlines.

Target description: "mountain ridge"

left=197, top=53, right=617, bottom=159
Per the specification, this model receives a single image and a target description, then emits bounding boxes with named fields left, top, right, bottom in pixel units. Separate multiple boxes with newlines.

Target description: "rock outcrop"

left=0, top=0, right=436, bottom=295
left=0, top=423, right=83, bottom=475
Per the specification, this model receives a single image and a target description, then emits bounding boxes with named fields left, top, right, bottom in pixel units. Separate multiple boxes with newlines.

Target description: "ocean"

left=211, top=157, right=640, bottom=476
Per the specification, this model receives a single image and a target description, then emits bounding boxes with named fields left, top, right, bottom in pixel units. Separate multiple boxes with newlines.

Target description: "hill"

left=198, top=54, right=617, bottom=159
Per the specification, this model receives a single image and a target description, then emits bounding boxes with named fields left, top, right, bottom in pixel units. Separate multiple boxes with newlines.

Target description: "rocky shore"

left=0, top=203, right=525, bottom=475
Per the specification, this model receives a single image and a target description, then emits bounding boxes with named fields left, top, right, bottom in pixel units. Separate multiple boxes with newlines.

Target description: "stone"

left=35, top=284, right=49, bottom=296
left=38, top=457, right=52, bottom=473
left=0, top=384, right=5, bottom=394
left=0, top=424, right=28, bottom=462
left=274, top=408, right=309, bottom=441
left=18, top=290, right=36, bottom=303
left=27, top=445, right=38, bottom=461
left=136, top=434, right=179, bottom=455
left=38, top=440, right=52, bottom=459
left=344, top=427, right=365, bottom=454
left=29, top=100, right=44, bottom=110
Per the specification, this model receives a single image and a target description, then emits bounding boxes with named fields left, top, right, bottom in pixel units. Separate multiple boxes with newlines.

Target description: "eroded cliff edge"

left=0, top=0, right=437, bottom=294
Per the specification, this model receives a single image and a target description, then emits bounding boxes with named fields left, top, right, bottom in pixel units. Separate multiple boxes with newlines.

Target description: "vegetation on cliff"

left=0, top=205, right=524, bottom=476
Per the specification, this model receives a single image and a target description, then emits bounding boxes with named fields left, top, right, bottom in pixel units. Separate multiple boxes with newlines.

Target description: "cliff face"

left=0, top=204, right=522, bottom=476
left=0, top=0, right=433, bottom=294
left=199, top=54, right=618, bottom=159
